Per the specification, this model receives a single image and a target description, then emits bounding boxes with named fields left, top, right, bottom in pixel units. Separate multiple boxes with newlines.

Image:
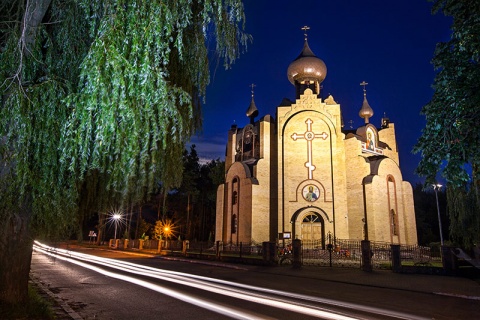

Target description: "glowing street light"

left=155, top=219, right=176, bottom=242
left=163, top=224, right=173, bottom=240
left=432, top=184, right=444, bottom=246
left=113, top=213, right=121, bottom=241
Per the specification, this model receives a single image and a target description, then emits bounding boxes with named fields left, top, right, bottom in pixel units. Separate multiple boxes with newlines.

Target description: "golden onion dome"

left=358, top=81, right=374, bottom=124
left=359, top=95, right=374, bottom=124
left=287, top=40, right=327, bottom=85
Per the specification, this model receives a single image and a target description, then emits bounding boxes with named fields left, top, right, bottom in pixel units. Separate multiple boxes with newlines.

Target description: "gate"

left=301, top=239, right=362, bottom=267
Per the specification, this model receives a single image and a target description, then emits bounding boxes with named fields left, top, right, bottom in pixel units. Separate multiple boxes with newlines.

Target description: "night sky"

left=190, top=0, right=452, bottom=184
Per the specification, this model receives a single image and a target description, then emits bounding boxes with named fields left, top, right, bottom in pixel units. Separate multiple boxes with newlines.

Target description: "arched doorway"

left=300, top=213, right=323, bottom=249
left=291, top=209, right=327, bottom=249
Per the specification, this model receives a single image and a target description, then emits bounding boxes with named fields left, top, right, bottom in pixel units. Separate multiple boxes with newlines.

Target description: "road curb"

left=30, top=276, right=83, bottom=320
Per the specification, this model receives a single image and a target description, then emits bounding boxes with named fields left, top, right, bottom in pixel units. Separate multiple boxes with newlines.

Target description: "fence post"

left=262, top=241, right=276, bottom=264
left=327, top=243, right=333, bottom=267
left=391, top=244, right=401, bottom=273
left=182, top=240, right=189, bottom=255
left=361, top=240, right=372, bottom=272
left=216, top=241, right=220, bottom=259
left=292, top=239, right=302, bottom=268
left=442, top=246, right=458, bottom=275
left=239, top=242, right=243, bottom=258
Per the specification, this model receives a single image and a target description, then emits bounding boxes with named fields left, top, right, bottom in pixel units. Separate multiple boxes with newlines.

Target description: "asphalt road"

left=30, top=245, right=478, bottom=319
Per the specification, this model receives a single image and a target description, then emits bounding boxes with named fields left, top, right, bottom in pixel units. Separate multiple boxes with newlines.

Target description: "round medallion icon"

left=303, top=185, right=319, bottom=202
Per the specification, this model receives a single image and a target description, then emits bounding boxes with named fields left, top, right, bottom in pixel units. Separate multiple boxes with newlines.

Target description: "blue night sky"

left=190, top=0, right=452, bottom=184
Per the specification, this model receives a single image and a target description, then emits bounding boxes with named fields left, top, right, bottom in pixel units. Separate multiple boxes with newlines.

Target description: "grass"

left=400, top=260, right=443, bottom=267
left=0, top=284, right=55, bottom=320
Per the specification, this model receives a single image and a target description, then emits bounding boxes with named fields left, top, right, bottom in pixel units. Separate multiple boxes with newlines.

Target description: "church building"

left=215, top=32, right=418, bottom=248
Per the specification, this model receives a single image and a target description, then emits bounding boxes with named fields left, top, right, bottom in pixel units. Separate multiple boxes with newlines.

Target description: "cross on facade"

left=250, top=83, right=256, bottom=97
left=291, top=118, right=328, bottom=179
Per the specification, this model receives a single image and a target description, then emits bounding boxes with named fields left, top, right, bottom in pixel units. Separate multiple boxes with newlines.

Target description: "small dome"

left=246, top=97, right=258, bottom=119
left=287, top=40, right=327, bottom=85
left=359, top=95, right=374, bottom=124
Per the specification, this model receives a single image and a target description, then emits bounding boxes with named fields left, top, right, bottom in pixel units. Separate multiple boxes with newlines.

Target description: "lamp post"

left=163, top=226, right=171, bottom=249
left=432, top=184, right=444, bottom=246
left=113, top=213, right=121, bottom=240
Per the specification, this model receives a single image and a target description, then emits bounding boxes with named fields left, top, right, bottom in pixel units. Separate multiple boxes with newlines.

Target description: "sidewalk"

left=262, top=264, right=480, bottom=301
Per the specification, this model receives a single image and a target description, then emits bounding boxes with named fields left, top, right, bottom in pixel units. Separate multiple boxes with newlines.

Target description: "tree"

left=414, top=0, right=480, bottom=248
left=412, top=183, right=449, bottom=246
left=181, top=145, right=201, bottom=239
left=197, top=158, right=225, bottom=241
left=162, top=146, right=224, bottom=241
left=0, top=0, right=249, bottom=305
left=137, top=217, right=153, bottom=240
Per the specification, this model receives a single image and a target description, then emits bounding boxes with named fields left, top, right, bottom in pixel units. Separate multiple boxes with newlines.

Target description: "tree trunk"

left=77, top=214, right=84, bottom=242
left=96, top=213, right=106, bottom=245
left=0, top=206, right=34, bottom=304
left=127, top=202, right=133, bottom=239
left=162, top=188, right=168, bottom=220
left=135, top=206, right=142, bottom=240
left=21, top=0, right=52, bottom=56
left=0, top=0, right=52, bottom=305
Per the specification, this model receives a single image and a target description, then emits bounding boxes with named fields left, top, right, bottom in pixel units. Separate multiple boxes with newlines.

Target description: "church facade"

left=215, top=36, right=418, bottom=248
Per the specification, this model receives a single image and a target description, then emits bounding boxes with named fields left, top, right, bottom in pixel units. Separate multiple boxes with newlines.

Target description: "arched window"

left=303, top=214, right=320, bottom=223
left=232, top=191, right=238, bottom=205
left=391, top=209, right=398, bottom=235
left=231, top=214, right=237, bottom=233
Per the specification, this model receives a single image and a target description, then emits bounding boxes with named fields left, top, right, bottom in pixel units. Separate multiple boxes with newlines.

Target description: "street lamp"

left=113, top=213, right=121, bottom=240
left=432, top=184, right=444, bottom=246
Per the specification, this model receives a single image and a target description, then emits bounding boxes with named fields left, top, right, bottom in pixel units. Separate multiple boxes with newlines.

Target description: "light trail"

left=33, top=241, right=428, bottom=320
left=34, top=243, right=268, bottom=320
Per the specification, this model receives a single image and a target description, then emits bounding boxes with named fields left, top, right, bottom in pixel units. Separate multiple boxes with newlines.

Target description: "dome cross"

left=301, top=25, right=310, bottom=41
left=360, top=81, right=368, bottom=96
left=250, top=83, right=256, bottom=98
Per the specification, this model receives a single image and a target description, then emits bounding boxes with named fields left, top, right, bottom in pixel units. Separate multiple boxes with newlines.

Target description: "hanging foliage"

left=0, top=0, right=249, bottom=305
left=446, top=184, right=480, bottom=248
left=1, top=0, right=249, bottom=236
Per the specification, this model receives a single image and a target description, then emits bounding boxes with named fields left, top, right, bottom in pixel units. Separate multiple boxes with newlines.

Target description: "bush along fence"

left=107, top=238, right=458, bottom=274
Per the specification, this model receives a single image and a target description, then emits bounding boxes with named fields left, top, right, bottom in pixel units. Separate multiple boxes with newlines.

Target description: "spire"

left=246, top=83, right=258, bottom=124
left=358, top=81, right=374, bottom=124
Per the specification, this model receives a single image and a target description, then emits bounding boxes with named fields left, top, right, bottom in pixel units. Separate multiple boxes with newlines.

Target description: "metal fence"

left=276, top=239, right=442, bottom=269
left=113, top=238, right=442, bottom=269
left=281, top=239, right=363, bottom=267
left=183, top=241, right=264, bottom=258
left=219, top=242, right=263, bottom=257
left=396, top=243, right=441, bottom=265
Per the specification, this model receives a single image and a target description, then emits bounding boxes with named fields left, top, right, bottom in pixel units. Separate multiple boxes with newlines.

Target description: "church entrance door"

left=300, top=213, right=323, bottom=249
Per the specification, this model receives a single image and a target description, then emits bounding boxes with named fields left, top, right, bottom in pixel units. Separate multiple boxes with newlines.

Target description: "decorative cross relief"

left=300, top=91, right=317, bottom=108
left=291, top=118, right=328, bottom=179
